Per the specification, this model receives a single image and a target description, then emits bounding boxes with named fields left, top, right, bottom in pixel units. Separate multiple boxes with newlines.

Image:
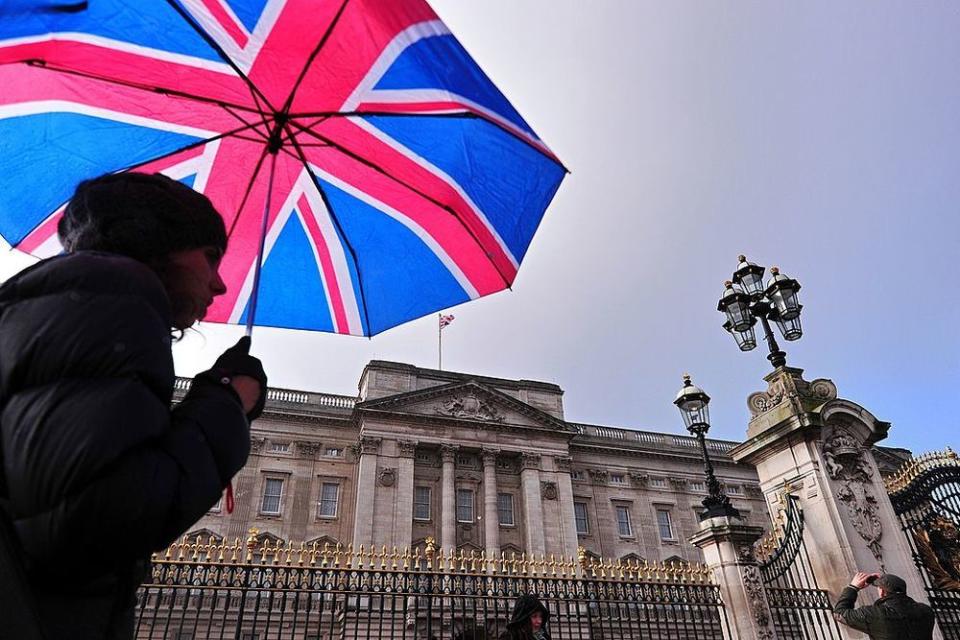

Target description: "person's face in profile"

left=530, top=611, right=543, bottom=632
left=164, top=245, right=227, bottom=328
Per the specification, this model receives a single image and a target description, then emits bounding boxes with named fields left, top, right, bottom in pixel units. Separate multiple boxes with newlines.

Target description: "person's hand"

left=212, top=336, right=267, bottom=420
left=851, top=572, right=880, bottom=589
left=230, top=375, right=262, bottom=415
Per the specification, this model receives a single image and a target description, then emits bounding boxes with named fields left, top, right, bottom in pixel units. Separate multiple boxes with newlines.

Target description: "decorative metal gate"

left=136, top=533, right=731, bottom=639
left=886, top=447, right=960, bottom=639
left=755, top=491, right=843, bottom=639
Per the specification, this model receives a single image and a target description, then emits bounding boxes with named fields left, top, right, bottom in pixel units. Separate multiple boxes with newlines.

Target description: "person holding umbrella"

left=0, top=172, right=266, bottom=639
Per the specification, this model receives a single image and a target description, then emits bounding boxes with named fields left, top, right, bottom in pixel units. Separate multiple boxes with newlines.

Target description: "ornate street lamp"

left=674, top=375, right=741, bottom=522
left=717, top=255, right=803, bottom=369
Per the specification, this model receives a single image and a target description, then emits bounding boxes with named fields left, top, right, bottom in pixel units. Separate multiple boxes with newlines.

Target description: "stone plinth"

left=690, top=517, right=775, bottom=640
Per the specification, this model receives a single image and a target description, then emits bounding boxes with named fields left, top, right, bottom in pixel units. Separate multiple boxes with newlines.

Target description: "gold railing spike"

left=412, top=547, right=422, bottom=571
left=402, top=548, right=411, bottom=571
left=577, top=546, right=588, bottom=570
left=391, top=546, right=399, bottom=570
left=500, top=551, right=508, bottom=574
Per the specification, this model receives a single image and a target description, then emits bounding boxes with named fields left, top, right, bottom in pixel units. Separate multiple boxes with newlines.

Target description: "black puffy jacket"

left=834, top=585, right=936, bottom=640
left=0, top=252, right=250, bottom=634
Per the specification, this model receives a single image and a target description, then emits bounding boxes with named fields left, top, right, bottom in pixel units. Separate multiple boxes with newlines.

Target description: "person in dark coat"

left=0, top=172, right=267, bottom=639
left=500, top=594, right=551, bottom=640
left=834, top=571, right=935, bottom=640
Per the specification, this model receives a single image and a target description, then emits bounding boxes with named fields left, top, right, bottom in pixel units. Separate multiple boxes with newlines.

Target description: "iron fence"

left=886, top=447, right=960, bottom=639
left=136, top=534, right=730, bottom=640
left=756, top=492, right=843, bottom=640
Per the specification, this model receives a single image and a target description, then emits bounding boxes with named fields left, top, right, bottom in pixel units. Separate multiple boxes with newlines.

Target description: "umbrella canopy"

left=0, top=0, right=566, bottom=336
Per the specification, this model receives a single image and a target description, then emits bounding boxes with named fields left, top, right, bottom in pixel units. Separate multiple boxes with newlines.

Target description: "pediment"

left=357, top=380, right=573, bottom=433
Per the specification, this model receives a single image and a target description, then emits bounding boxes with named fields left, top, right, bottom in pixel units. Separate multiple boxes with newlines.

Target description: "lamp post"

left=674, top=375, right=741, bottom=522
left=717, top=255, right=803, bottom=369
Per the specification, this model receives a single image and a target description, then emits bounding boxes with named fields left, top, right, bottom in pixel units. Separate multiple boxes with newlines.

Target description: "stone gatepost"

left=728, top=366, right=934, bottom=623
left=690, top=517, right=775, bottom=640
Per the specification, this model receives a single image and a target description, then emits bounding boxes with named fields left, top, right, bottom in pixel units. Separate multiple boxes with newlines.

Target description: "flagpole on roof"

left=438, top=313, right=443, bottom=370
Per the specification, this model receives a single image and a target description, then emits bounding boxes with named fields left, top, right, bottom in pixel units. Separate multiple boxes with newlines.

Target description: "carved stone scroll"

left=823, top=428, right=884, bottom=566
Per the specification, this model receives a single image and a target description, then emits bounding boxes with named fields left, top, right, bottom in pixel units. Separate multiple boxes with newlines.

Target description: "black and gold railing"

left=154, top=529, right=714, bottom=585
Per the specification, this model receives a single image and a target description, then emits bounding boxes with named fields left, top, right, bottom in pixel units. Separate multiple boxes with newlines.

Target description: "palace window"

left=317, top=482, right=339, bottom=518
left=690, top=481, right=706, bottom=493
left=726, top=484, right=742, bottom=495
left=650, top=477, right=667, bottom=488
left=324, top=447, right=343, bottom=458
left=497, top=493, right=515, bottom=526
left=571, top=470, right=585, bottom=481
left=414, top=486, right=432, bottom=521
left=610, top=473, right=626, bottom=485
left=456, top=489, right=474, bottom=522
left=269, top=442, right=290, bottom=453
left=657, top=509, right=675, bottom=540
left=615, top=505, right=632, bottom=537
left=260, top=478, right=284, bottom=515
left=574, top=502, right=590, bottom=535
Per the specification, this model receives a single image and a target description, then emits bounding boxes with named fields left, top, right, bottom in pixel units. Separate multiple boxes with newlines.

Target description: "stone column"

left=690, top=517, right=777, bottom=640
left=554, top=456, right=580, bottom=561
left=351, top=436, right=380, bottom=549
left=520, top=452, right=546, bottom=557
left=440, top=444, right=458, bottom=555
left=394, top=439, right=417, bottom=550
left=730, top=366, right=929, bottom=603
left=482, top=448, right=500, bottom=563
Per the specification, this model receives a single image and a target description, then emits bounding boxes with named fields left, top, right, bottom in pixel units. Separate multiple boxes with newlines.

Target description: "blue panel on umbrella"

left=0, top=113, right=202, bottom=245
left=373, top=34, right=535, bottom=137
left=361, top=115, right=564, bottom=265
left=177, top=174, right=197, bottom=189
left=318, top=177, right=470, bottom=336
left=223, top=0, right=270, bottom=33
left=0, top=0, right=223, bottom=61
left=238, top=210, right=335, bottom=332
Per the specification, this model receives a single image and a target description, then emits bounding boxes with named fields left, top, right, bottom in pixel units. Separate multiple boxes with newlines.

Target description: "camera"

left=865, top=575, right=878, bottom=585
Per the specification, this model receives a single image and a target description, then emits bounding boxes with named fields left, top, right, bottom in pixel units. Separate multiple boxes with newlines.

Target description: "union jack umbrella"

left=0, top=0, right=566, bottom=336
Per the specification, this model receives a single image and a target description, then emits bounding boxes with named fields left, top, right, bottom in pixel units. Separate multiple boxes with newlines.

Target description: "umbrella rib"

left=221, top=104, right=273, bottom=140
left=286, top=131, right=373, bottom=337
left=288, top=119, right=514, bottom=290
left=18, top=60, right=264, bottom=115
left=114, top=122, right=262, bottom=175
left=278, top=0, right=351, bottom=115
left=293, top=110, right=570, bottom=173
left=163, top=0, right=276, bottom=114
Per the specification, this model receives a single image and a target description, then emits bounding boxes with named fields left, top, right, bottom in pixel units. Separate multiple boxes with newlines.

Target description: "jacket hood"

left=507, top=595, right=550, bottom=629
left=0, top=252, right=171, bottom=323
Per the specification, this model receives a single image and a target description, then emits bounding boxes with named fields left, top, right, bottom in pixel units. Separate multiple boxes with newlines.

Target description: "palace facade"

left=184, top=360, right=909, bottom=564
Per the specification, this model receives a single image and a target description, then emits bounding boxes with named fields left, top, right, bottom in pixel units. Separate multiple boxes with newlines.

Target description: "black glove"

left=209, top=336, right=268, bottom=420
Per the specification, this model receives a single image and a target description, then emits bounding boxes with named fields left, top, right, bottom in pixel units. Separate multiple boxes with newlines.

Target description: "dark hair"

left=58, top=172, right=227, bottom=263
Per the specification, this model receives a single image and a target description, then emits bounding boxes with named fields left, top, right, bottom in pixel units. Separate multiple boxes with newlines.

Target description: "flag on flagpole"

left=440, top=314, right=455, bottom=329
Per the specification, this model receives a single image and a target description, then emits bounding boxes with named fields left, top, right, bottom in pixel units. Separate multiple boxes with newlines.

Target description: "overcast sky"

left=2, top=1, right=957, bottom=453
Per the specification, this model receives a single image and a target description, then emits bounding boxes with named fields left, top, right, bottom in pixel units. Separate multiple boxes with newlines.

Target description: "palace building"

left=184, top=360, right=909, bottom=564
